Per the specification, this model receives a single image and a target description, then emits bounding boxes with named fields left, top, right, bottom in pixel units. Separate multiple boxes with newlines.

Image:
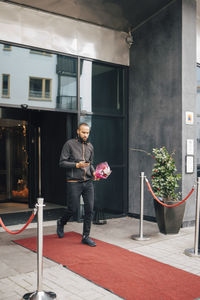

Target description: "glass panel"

left=80, top=114, right=125, bottom=214
left=56, top=55, right=77, bottom=110
left=29, top=78, right=43, bottom=98
left=94, top=167, right=124, bottom=213
left=0, top=42, right=126, bottom=114
left=92, top=63, right=124, bottom=115
left=80, top=60, right=124, bottom=115
left=84, top=116, right=124, bottom=165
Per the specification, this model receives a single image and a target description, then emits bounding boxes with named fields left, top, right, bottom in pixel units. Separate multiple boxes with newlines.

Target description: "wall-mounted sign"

left=186, top=139, right=194, bottom=155
left=186, top=155, right=194, bottom=173
left=186, top=112, right=194, bottom=125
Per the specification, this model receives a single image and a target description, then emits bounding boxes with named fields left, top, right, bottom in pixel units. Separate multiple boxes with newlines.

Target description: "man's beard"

left=78, top=135, right=88, bottom=144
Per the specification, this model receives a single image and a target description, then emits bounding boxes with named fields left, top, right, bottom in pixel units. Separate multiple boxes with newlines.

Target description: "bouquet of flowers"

left=94, top=162, right=112, bottom=179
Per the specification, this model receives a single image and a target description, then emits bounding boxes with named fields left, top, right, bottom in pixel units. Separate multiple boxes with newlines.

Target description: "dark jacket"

left=59, top=138, right=95, bottom=181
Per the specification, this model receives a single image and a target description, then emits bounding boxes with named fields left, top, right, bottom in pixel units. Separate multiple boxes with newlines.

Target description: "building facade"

left=0, top=0, right=198, bottom=225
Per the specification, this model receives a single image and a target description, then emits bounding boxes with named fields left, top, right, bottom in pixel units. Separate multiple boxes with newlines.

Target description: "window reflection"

left=1, top=43, right=78, bottom=110
left=0, top=43, right=56, bottom=108
left=0, top=42, right=125, bottom=114
left=57, top=55, right=77, bottom=110
left=80, top=60, right=92, bottom=112
left=29, top=77, right=51, bottom=100
left=30, top=49, right=51, bottom=56
left=3, top=44, right=12, bottom=51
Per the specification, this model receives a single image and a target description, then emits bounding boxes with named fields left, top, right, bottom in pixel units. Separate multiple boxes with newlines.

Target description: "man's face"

left=77, top=125, right=90, bottom=142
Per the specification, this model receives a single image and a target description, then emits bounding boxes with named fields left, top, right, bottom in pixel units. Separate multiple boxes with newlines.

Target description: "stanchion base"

left=23, top=291, right=56, bottom=300
left=184, top=248, right=200, bottom=257
left=93, top=220, right=107, bottom=225
left=131, top=235, right=150, bottom=241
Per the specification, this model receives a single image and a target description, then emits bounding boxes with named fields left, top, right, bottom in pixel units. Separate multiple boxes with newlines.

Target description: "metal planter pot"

left=153, top=199, right=186, bottom=234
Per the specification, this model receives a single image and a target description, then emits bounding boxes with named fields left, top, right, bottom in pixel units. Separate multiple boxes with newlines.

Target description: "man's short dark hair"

left=78, top=123, right=90, bottom=129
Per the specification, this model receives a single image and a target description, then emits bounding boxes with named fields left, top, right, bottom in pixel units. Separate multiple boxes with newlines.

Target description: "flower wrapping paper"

left=95, top=162, right=112, bottom=179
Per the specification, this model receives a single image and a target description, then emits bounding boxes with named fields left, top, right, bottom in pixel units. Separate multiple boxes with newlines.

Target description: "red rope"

left=0, top=212, right=36, bottom=234
left=145, top=178, right=195, bottom=207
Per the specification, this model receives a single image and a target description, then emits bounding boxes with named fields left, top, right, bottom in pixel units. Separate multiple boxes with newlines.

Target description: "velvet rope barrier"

left=0, top=209, right=37, bottom=234
left=145, top=177, right=195, bottom=208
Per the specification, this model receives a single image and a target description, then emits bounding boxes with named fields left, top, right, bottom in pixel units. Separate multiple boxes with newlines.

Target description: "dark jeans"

left=60, top=180, right=94, bottom=237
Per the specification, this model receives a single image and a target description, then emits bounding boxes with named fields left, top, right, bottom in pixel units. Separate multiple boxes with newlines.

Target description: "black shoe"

left=57, top=219, right=64, bottom=238
left=82, top=236, right=96, bottom=247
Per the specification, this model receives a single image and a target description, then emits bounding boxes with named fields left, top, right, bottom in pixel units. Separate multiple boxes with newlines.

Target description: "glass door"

left=80, top=60, right=128, bottom=215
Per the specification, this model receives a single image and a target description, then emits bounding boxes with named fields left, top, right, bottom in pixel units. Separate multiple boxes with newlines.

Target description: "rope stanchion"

left=132, top=172, right=150, bottom=241
left=185, top=177, right=200, bottom=257
left=145, top=177, right=195, bottom=207
left=0, top=209, right=37, bottom=234
left=23, top=198, right=56, bottom=300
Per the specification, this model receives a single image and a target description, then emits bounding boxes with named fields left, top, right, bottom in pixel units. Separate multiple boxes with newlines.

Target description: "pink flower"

left=94, top=162, right=112, bottom=179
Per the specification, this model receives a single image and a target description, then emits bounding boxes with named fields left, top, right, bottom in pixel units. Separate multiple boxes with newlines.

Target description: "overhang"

left=1, top=0, right=174, bottom=31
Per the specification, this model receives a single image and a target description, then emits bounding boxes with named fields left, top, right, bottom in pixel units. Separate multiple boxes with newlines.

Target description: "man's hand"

left=93, top=172, right=100, bottom=181
left=76, top=161, right=90, bottom=168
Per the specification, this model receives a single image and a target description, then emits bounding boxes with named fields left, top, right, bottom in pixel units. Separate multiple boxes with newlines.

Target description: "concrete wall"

left=182, top=0, right=196, bottom=224
left=197, top=0, right=200, bottom=64
left=0, top=1, right=129, bottom=66
left=129, top=0, right=196, bottom=224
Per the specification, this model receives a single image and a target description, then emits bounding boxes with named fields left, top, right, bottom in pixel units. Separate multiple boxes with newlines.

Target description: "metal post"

left=23, top=198, right=56, bottom=300
left=38, top=127, right=41, bottom=197
left=37, top=197, right=44, bottom=292
left=195, top=178, right=200, bottom=255
left=184, top=177, right=200, bottom=257
left=132, top=172, right=150, bottom=241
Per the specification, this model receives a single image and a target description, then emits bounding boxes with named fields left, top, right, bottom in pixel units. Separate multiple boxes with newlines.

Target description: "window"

left=30, top=49, right=51, bottom=56
left=2, top=74, right=10, bottom=97
left=3, top=44, right=12, bottom=51
left=29, top=77, right=51, bottom=100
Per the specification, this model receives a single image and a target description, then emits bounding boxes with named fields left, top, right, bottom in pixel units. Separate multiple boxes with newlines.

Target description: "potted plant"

left=151, top=146, right=184, bottom=234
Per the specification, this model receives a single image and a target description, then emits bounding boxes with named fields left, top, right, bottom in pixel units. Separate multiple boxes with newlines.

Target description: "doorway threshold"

left=0, top=202, right=65, bottom=226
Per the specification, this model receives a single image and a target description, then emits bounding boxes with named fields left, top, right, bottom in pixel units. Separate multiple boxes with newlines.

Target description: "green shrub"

left=151, top=147, right=181, bottom=201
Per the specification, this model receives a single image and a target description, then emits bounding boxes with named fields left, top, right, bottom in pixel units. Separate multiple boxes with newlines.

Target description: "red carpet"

left=14, top=232, right=200, bottom=300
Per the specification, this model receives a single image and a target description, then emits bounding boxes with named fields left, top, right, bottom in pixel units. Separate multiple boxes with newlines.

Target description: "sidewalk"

left=0, top=216, right=200, bottom=300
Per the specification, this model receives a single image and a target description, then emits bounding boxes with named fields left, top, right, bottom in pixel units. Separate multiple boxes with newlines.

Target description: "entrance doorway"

left=0, top=107, right=77, bottom=216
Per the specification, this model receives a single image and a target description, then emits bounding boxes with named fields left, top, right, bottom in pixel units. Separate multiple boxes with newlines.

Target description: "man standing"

left=57, top=123, right=96, bottom=247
